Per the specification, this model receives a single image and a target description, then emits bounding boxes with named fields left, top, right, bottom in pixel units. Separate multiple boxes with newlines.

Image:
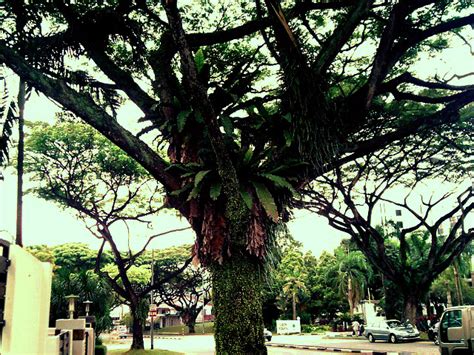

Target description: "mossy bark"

left=211, top=252, right=267, bottom=355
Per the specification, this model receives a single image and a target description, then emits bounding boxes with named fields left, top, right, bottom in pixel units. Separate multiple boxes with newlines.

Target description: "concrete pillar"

left=0, top=245, right=52, bottom=355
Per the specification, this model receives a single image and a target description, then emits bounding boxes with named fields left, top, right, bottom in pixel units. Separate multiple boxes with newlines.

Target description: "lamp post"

left=66, top=294, right=79, bottom=319
left=83, top=300, right=93, bottom=316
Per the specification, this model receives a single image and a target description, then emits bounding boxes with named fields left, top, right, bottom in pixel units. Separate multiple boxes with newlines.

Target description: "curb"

left=267, top=343, right=404, bottom=354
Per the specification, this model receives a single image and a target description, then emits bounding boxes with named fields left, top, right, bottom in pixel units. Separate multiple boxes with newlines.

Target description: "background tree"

left=1, top=1, right=473, bottom=352
left=327, top=246, right=373, bottom=316
left=306, top=251, right=348, bottom=323
left=276, top=245, right=308, bottom=321
left=151, top=245, right=212, bottom=333
left=24, top=121, right=190, bottom=349
left=28, top=243, right=116, bottom=338
left=303, top=141, right=473, bottom=323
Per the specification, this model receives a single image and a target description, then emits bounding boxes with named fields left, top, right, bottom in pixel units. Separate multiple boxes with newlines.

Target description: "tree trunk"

left=211, top=251, right=267, bottom=355
left=292, top=292, right=296, bottom=320
left=130, top=305, right=144, bottom=350
left=188, top=321, right=196, bottom=334
left=182, top=311, right=198, bottom=334
left=348, top=277, right=354, bottom=316
left=453, top=263, right=463, bottom=305
left=402, top=295, right=418, bottom=325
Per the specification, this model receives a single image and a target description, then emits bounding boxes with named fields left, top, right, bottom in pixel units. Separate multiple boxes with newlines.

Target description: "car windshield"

left=386, top=320, right=401, bottom=328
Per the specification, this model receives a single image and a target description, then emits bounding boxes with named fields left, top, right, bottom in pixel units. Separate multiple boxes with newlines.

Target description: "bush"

left=95, top=345, right=107, bottom=355
left=301, top=324, right=331, bottom=334
left=95, top=337, right=103, bottom=346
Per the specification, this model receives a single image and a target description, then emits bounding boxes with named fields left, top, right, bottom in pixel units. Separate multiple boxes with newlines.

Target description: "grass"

left=108, top=350, right=183, bottom=355
left=155, top=322, right=214, bottom=335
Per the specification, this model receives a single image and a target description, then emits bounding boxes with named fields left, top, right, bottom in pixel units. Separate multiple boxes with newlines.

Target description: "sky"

left=0, top=18, right=473, bottom=258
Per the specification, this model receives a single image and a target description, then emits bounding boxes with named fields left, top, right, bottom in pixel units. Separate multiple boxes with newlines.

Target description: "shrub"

left=95, top=345, right=107, bottom=355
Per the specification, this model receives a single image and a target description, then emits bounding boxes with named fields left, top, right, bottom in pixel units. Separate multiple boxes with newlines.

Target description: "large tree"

left=1, top=1, right=473, bottom=352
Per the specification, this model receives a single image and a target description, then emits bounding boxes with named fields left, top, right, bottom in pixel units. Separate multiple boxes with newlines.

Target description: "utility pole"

left=15, top=80, right=26, bottom=247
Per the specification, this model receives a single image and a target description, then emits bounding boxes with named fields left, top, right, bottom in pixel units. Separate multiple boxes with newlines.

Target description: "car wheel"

left=389, top=334, right=397, bottom=343
left=266, top=336, right=272, bottom=341
left=368, top=334, right=375, bottom=343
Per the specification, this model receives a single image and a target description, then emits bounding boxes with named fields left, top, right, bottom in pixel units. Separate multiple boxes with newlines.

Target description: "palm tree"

left=282, top=276, right=307, bottom=320
left=329, top=248, right=372, bottom=316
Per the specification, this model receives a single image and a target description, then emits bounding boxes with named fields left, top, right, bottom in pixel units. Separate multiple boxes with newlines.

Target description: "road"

left=104, top=334, right=440, bottom=354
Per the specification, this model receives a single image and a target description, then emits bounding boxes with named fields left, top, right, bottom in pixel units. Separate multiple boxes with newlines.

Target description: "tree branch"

left=0, top=42, right=180, bottom=192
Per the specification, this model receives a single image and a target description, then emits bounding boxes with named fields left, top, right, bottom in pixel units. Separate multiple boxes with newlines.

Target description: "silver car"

left=364, top=319, right=420, bottom=343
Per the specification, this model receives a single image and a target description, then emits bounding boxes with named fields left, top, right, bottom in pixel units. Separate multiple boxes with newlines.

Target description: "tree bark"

left=402, top=295, right=418, bottom=325
left=211, top=251, right=267, bottom=354
left=188, top=321, right=196, bottom=334
left=182, top=311, right=198, bottom=334
left=130, top=305, right=144, bottom=350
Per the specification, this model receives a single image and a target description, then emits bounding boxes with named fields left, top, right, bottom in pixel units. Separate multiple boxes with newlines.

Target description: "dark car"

left=363, top=319, right=420, bottom=343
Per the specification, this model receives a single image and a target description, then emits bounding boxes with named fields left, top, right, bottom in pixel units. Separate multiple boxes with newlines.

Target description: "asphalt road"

left=104, top=333, right=440, bottom=354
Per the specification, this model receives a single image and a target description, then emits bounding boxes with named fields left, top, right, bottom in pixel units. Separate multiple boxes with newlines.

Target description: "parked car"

left=118, top=331, right=128, bottom=339
left=438, top=305, right=474, bottom=355
left=264, top=328, right=272, bottom=341
left=363, top=319, right=420, bottom=343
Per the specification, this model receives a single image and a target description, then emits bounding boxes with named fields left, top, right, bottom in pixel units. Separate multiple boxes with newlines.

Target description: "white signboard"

left=276, top=319, right=301, bottom=334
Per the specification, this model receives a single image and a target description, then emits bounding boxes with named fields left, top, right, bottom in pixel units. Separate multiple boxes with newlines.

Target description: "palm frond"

left=0, top=67, right=18, bottom=166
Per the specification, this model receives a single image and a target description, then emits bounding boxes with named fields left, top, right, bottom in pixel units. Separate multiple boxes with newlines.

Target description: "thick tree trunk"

left=402, top=295, right=418, bottom=325
left=182, top=311, right=198, bottom=334
left=188, top=321, right=196, bottom=334
left=211, top=252, right=267, bottom=355
left=130, top=306, right=144, bottom=350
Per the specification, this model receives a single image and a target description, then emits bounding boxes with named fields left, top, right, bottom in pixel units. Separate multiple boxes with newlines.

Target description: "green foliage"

left=101, top=264, right=151, bottom=287
left=252, top=181, right=279, bottom=222
left=24, top=121, right=156, bottom=217
left=0, top=66, right=19, bottom=167
left=50, top=268, right=115, bottom=337
left=95, top=345, right=107, bottom=355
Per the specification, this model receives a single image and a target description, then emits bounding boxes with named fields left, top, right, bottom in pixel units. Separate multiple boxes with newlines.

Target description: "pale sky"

left=0, top=21, right=473, bottom=257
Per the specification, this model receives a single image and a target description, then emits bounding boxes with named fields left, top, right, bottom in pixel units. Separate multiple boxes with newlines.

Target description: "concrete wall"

left=56, top=319, right=87, bottom=355
left=45, top=329, right=73, bottom=355
left=1, top=244, right=52, bottom=354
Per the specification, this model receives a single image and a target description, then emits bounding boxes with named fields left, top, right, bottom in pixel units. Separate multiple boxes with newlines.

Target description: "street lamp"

left=83, top=300, right=93, bottom=316
left=65, top=294, right=79, bottom=319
